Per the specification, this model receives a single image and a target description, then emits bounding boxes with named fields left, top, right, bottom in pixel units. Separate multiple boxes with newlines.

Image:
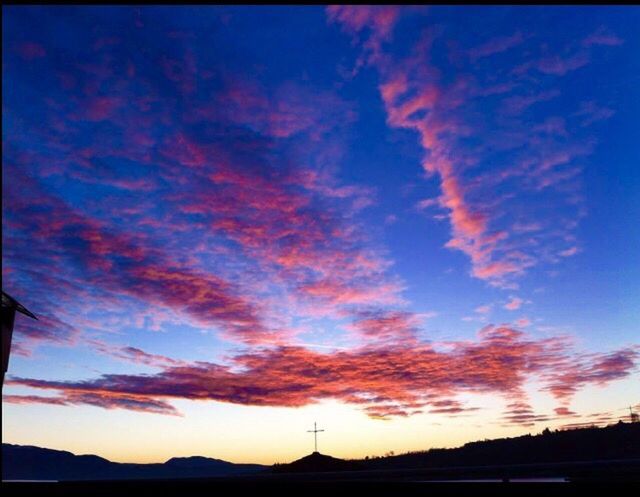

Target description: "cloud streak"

left=6, top=326, right=638, bottom=423
left=329, top=7, right=623, bottom=287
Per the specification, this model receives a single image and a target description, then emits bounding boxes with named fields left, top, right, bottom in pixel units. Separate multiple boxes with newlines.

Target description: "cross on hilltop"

left=307, top=421, right=325, bottom=453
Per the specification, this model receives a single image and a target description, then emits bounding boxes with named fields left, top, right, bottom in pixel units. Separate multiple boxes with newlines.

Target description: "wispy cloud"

left=329, top=8, right=622, bottom=288
left=582, top=26, right=624, bottom=47
left=469, top=32, right=524, bottom=60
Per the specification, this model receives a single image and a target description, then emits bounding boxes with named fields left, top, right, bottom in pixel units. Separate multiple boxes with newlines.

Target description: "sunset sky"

left=2, top=6, right=639, bottom=465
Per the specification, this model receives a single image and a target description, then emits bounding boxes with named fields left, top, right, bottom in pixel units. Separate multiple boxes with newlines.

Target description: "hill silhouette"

left=357, top=421, right=640, bottom=470
left=2, top=444, right=266, bottom=481
left=273, top=451, right=363, bottom=473
left=3, top=422, right=639, bottom=482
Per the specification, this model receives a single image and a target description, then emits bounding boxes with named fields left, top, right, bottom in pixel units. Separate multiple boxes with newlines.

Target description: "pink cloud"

left=348, top=310, right=419, bottom=343
left=85, top=339, right=187, bottom=368
left=299, top=279, right=403, bottom=308
left=554, top=406, right=576, bottom=416
left=469, top=32, right=524, bottom=60
left=74, top=96, right=124, bottom=122
left=575, top=101, right=615, bottom=127
left=3, top=394, right=67, bottom=406
left=327, top=5, right=398, bottom=39
left=534, top=117, right=568, bottom=137
left=504, top=297, right=524, bottom=311
left=536, top=51, right=590, bottom=76
left=15, top=42, right=46, bottom=60
left=7, top=326, right=637, bottom=423
left=559, top=246, right=579, bottom=257
left=475, top=304, right=492, bottom=315
left=212, top=79, right=356, bottom=139
left=327, top=5, right=400, bottom=65
left=472, top=260, right=525, bottom=282
left=502, top=90, right=561, bottom=114
left=543, top=348, right=640, bottom=402
left=514, top=317, right=531, bottom=328
left=4, top=50, right=403, bottom=353
left=3, top=177, right=287, bottom=345
left=582, top=27, right=624, bottom=47
left=328, top=12, right=598, bottom=287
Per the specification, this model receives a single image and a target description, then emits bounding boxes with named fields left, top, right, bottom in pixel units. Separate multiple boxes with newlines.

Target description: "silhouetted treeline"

left=356, top=421, right=640, bottom=470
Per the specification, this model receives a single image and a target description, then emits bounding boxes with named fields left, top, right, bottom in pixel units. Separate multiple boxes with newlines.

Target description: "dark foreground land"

left=3, top=422, right=639, bottom=494
left=3, top=467, right=639, bottom=497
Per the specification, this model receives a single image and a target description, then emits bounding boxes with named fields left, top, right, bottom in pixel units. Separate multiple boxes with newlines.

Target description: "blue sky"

left=2, top=6, right=639, bottom=463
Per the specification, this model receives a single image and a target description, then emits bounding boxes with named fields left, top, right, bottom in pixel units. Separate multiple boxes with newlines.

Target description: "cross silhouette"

left=307, top=421, right=325, bottom=453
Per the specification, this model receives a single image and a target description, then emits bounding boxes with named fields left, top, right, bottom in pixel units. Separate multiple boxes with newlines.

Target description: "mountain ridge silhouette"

left=3, top=422, right=639, bottom=481
left=2, top=444, right=266, bottom=481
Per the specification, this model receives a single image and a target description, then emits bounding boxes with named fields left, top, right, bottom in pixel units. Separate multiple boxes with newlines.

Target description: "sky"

left=2, top=6, right=639, bottom=465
